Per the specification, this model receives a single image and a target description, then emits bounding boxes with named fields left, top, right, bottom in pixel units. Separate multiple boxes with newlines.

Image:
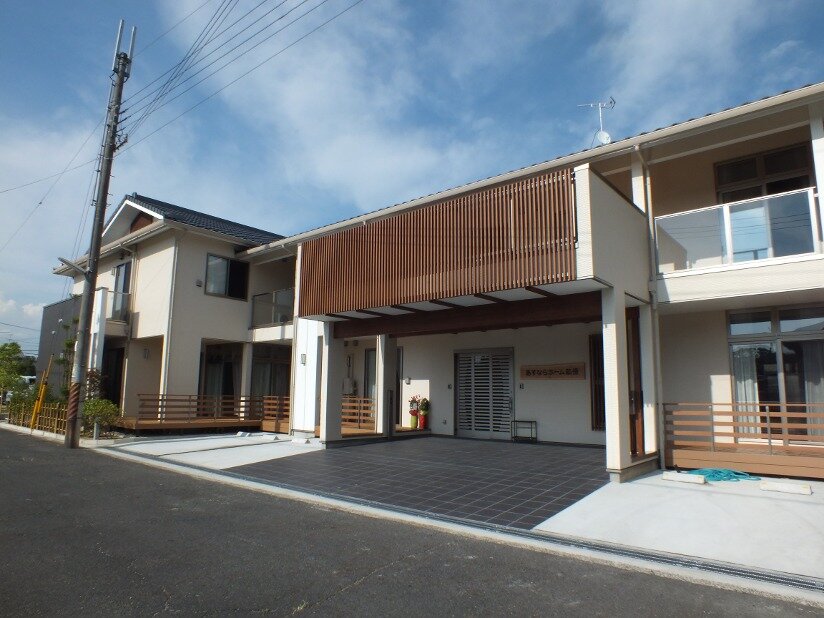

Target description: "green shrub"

left=82, top=398, right=120, bottom=431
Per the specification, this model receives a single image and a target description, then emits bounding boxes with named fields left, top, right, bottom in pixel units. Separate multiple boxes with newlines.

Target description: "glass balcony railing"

left=251, top=288, right=295, bottom=327
left=106, top=291, right=131, bottom=322
left=655, top=188, right=821, bottom=273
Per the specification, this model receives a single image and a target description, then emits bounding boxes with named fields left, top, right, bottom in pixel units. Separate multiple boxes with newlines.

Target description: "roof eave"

left=242, top=81, right=824, bottom=259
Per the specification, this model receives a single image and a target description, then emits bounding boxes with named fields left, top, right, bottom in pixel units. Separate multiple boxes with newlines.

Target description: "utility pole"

left=65, top=21, right=136, bottom=448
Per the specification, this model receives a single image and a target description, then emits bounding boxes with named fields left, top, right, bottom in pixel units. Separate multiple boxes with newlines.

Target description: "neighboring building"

left=36, top=295, right=81, bottom=398
left=41, top=82, right=824, bottom=481
left=48, top=193, right=294, bottom=417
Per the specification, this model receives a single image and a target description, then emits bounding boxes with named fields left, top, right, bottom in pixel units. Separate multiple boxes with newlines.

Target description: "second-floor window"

left=715, top=143, right=812, bottom=203
left=206, top=254, right=249, bottom=300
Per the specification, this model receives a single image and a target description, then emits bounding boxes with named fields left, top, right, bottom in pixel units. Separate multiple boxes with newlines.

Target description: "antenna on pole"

left=127, top=26, right=137, bottom=61
left=578, top=97, right=615, bottom=145
left=112, top=20, right=125, bottom=71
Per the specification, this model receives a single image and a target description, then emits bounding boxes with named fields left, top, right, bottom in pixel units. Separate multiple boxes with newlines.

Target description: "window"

left=715, top=143, right=812, bottom=204
left=728, top=306, right=824, bottom=438
left=205, top=254, right=249, bottom=300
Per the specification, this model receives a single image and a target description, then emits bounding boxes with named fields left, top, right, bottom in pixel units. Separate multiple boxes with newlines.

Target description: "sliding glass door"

left=729, top=307, right=824, bottom=440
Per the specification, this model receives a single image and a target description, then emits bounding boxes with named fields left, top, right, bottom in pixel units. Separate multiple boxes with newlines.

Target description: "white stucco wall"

left=659, top=310, right=732, bottom=404
left=574, top=166, right=650, bottom=302
left=395, top=323, right=605, bottom=445
left=121, top=336, right=163, bottom=416
left=291, top=317, right=324, bottom=432
left=130, top=234, right=175, bottom=338
left=163, top=233, right=254, bottom=394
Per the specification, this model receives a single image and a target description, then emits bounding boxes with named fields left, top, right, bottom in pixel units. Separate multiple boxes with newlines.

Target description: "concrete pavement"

left=537, top=471, right=824, bottom=580
left=1, top=429, right=820, bottom=615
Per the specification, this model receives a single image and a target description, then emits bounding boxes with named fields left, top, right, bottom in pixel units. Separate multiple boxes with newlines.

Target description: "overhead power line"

left=123, top=0, right=272, bottom=106
left=0, top=158, right=97, bottom=194
left=125, top=0, right=240, bottom=138
left=119, top=0, right=366, bottom=156
left=0, top=117, right=104, bottom=255
left=122, top=0, right=289, bottom=116
left=134, top=0, right=217, bottom=56
left=121, top=0, right=319, bottom=134
left=0, top=320, right=40, bottom=332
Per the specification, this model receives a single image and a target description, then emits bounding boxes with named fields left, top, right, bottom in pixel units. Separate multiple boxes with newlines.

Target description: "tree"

left=0, top=342, right=25, bottom=400
left=17, top=355, right=36, bottom=376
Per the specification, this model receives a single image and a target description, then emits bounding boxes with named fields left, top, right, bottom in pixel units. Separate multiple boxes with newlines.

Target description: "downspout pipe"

left=634, top=145, right=667, bottom=472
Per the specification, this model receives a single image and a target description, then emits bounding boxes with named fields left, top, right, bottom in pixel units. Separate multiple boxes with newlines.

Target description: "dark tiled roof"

left=127, top=194, right=282, bottom=245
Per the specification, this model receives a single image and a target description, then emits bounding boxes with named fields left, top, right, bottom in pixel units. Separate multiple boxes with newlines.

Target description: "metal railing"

left=251, top=288, right=295, bottom=327
left=655, top=188, right=821, bottom=273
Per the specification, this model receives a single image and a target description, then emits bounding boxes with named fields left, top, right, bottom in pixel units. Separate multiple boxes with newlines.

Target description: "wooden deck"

left=665, top=402, right=824, bottom=479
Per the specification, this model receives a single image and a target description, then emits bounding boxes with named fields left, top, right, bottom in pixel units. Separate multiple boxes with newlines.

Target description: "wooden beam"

left=334, top=292, right=601, bottom=339
left=525, top=285, right=556, bottom=298
left=354, top=308, right=391, bottom=318
left=428, top=299, right=462, bottom=309
left=391, top=304, right=426, bottom=313
left=474, top=293, right=506, bottom=304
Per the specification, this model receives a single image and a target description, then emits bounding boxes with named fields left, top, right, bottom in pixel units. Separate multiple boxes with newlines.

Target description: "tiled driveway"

left=229, top=437, right=607, bottom=530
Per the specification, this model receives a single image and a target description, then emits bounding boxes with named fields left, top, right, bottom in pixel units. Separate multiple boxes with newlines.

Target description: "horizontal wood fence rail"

left=136, top=395, right=266, bottom=421
left=341, top=396, right=376, bottom=431
left=7, top=403, right=68, bottom=435
left=299, top=169, right=576, bottom=316
left=664, top=402, right=824, bottom=479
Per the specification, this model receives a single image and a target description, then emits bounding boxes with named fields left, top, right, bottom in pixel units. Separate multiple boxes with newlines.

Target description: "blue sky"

left=1, top=0, right=823, bottom=353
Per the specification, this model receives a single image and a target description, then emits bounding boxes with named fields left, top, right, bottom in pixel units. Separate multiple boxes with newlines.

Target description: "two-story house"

left=46, top=194, right=296, bottom=428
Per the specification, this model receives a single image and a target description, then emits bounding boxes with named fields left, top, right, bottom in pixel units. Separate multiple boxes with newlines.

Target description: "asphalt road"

left=0, top=429, right=817, bottom=616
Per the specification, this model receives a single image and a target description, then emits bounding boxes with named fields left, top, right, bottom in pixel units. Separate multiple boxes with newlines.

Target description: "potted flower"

left=418, top=397, right=430, bottom=430
left=408, top=395, right=420, bottom=429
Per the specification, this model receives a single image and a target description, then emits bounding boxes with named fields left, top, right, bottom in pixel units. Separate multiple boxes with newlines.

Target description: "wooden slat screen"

left=299, top=169, right=576, bottom=316
left=664, top=402, right=824, bottom=479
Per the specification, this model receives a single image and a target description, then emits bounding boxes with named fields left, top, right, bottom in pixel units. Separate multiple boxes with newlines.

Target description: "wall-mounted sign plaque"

left=520, top=363, right=585, bottom=380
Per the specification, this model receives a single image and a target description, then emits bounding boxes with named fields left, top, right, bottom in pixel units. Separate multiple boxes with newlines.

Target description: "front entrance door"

left=455, top=349, right=513, bottom=440
left=626, top=307, right=645, bottom=457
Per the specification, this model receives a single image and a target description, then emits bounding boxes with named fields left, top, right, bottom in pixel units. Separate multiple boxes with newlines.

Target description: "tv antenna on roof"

left=578, top=97, right=615, bottom=145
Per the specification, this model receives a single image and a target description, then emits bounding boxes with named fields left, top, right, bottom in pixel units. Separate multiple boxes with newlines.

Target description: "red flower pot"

left=417, top=414, right=427, bottom=430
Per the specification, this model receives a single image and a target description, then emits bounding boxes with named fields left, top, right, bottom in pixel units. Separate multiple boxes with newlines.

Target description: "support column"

left=631, top=156, right=647, bottom=212
left=239, top=342, right=254, bottom=417
left=602, top=288, right=632, bottom=477
left=375, top=334, right=397, bottom=436
left=638, top=304, right=658, bottom=454
left=319, top=322, right=343, bottom=442
left=88, top=288, right=108, bottom=372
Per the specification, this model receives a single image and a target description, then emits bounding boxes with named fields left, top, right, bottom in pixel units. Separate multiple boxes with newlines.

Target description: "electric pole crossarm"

left=65, top=21, right=136, bottom=448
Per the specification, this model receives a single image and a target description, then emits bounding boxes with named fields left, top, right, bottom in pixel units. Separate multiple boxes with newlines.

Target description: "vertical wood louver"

left=298, top=169, right=576, bottom=317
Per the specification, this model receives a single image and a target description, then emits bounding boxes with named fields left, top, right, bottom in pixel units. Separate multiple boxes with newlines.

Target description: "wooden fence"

left=341, top=396, right=376, bottom=433
left=664, top=402, right=824, bottom=479
left=261, top=396, right=290, bottom=434
left=7, top=402, right=68, bottom=435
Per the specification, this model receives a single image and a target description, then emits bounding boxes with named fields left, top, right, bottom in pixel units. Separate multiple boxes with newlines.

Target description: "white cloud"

left=594, top=0, right=770, bottom=133
left=0, top=293, right=16, bottom=314
left=22, top=303, right=45, bottom=318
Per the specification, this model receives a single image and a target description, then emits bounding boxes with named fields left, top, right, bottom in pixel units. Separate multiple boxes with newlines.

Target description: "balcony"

left=654, top=188, right=824, bottom=304
left=106, top=290, right=130, bottom=322
left=656, top=188, right=821, bottom=274
left=251, top=288, right=295, bottom=328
